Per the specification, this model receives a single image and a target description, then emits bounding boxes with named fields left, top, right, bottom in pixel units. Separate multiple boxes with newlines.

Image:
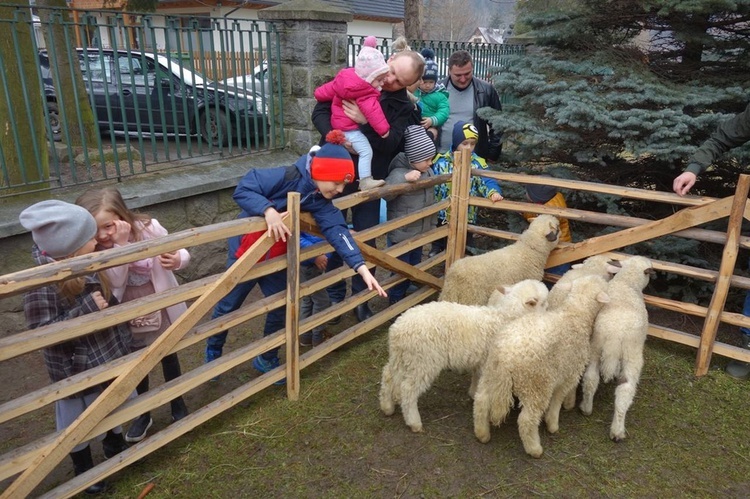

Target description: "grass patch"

left=106, top=331, right=750, bottom=498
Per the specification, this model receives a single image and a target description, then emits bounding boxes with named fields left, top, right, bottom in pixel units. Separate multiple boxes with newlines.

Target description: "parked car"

left=222, top=60, right=269, bottom=96
left=39, top=49, right=268, bottom=146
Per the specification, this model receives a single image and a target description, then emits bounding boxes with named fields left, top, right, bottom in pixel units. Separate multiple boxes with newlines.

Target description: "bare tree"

left=404, top=0, right=423, bottom=40
left=423, top=0, right=480, bottom=41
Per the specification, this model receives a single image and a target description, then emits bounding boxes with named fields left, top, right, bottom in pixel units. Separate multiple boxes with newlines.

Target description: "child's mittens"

left=404, top=170, right=421, bottom=182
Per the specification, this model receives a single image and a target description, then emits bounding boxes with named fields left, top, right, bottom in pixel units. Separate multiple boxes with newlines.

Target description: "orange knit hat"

left=310, top=130, right=355, bottom=183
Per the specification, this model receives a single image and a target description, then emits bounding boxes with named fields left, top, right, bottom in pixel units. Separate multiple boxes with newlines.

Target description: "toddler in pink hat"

left=314, top=36, right=391, bottom=191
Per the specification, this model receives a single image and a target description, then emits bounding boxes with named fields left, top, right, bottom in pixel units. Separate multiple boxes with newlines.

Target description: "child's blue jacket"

left=233, top=154, right=365, bottom=271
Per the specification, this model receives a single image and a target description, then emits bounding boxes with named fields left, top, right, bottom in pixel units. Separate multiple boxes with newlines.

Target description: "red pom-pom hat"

left=310, top=130, right=355, bottom=183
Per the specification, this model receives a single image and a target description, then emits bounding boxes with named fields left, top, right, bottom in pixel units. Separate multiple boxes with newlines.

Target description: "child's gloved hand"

left=264, top=207, right=291, bottom=242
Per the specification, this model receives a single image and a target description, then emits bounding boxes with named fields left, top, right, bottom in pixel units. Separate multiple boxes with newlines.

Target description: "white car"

left=222, top=61, right=269, bottom=96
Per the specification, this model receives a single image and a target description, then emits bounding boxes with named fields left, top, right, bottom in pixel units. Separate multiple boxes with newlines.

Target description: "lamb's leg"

left=379, top=363, right=396, bottom=416
left=563, top=387, right=576, bottom=411
left=399, top=366, right=440, bottom=433
left=579, top=358, right=601, bottom=416
left=544, top=386, right=568, bottom=434
left=468, top=368, right=479, bottom=399
left=473, top=386, right=492, bottom=443
left=610, top=354, right=644, bottom=442
left=517, top=402, right=544, bottom=458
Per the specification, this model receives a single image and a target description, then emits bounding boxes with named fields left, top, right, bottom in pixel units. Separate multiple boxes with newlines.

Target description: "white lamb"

left=547, top=254, right=621, bottom=310
left=439, top=214, right=560, bottom=305
left=579, top=255, right=653, bottom=442
left=473, top=275, right=610, bottom=458
left=379, top=279, right=549, bottom=433
left=547, top=254, right=622, bottom=410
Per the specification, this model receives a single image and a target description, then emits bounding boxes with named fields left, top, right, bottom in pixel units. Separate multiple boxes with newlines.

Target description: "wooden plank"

left=472, top=197, right=750, bottom=249
left=446, top=149, right=471, bottom=268
left=0, top=217, right=266, bottom=298
left=479, top=169, right=718, bottom=207
left=695, top=175, right=750, bottom=375
left=0, top=218, right=283, bottom=498
left=544, top=196, right=734, bottom=267
left=357, top=244, right=442, bottom=290
left=286, top=193, right=301, bottom=400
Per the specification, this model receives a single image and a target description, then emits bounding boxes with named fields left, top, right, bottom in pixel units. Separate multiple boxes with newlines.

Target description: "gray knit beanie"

left=403, top=125, right=436, bottom=164
left=19, top=200, right=97, bottom=258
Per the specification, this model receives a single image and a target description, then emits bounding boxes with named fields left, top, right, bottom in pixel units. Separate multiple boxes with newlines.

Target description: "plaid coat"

left=24, top=245, right=132, bottom=386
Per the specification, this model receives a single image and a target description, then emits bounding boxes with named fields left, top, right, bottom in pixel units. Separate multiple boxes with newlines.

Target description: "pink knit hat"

left=355, top=36, right=389, bottom=84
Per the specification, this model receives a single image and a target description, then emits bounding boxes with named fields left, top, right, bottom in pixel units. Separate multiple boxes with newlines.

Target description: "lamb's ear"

left=496, top=286, right=509, bottom=295
left=545, top=228, right=559, bottom=242
left=645, top=268, right=656, bottom=276
left=607, top=259, right=622, bottom=268
left=606, top=263, right=621, bottom=274
left=571, top=263, right=583, bottom=269
left=596, top=291, right=611, bottom=304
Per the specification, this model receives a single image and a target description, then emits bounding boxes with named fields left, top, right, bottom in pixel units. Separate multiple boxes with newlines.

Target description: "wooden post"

left=285, top=192, right=301, bottom=400
left=446, top=148, right=471, bottom=268
left=695, top=174, right=750, bottom=376
left=0, top=222, right=282, bottom=498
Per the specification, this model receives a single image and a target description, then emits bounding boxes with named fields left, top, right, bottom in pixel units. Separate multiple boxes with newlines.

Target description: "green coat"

left=686, top=102, right=750, bottom=176
left=415, top=85, right=450, bottom=128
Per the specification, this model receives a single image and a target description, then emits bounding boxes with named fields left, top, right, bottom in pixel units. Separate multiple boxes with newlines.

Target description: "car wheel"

left=200, top=108, right=228, bottom=146
left=47, top=101, right=62, bottom=142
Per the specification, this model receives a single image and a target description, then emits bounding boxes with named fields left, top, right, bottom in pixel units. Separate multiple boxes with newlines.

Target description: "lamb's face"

left=575, top=254, right=621, bottom=281
left=528, top=214, right=560, bottom=244
left=616, top=256, right=654, bottom=290
left=490, top=279, right=549, bottom=313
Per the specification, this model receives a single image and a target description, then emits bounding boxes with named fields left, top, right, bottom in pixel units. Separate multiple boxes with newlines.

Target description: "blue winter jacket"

left=233, top=155, right=365, bottom=271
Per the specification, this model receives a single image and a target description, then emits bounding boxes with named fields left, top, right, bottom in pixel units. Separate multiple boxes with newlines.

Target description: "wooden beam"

left=285, top=193, right=301, bottom=400
left=446, top=149, right=471, bottom=267
left=545, top=196, right=734, bottom=267
left=695, top=174, right=750, bottom=375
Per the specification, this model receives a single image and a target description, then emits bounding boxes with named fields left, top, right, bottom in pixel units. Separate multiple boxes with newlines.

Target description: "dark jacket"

left=440, top=76, right=503, bottom=161
left=312, top=88, right=421, bottom=180
left=383, top=152, right=437, bottom=244
left=233, top=154, right=366, bottom=271
left=24, top=245, right=132, bottom=386
left=685, top=102, right=750, bottom=176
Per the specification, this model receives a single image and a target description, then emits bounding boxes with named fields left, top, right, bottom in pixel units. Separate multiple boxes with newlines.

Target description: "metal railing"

left=0, top=5, right=283, bottom=197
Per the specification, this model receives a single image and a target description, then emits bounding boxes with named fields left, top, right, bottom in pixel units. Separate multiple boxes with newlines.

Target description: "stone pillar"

left=258, top=0, right=352, bottom=155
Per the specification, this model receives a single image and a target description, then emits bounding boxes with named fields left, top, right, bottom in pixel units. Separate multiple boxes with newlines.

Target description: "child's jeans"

left=344, top=129, right=374, bottom=179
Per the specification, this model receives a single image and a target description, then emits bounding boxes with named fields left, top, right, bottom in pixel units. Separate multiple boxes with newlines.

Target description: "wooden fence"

left=1, top=150, right=749, bottom=496
left=189, top=51, right=265, bottom=81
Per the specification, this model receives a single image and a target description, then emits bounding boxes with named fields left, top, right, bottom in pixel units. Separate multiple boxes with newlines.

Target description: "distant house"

left=467, top=27, right=504, bottom=45
left=67, top=0, right=404, bottom=52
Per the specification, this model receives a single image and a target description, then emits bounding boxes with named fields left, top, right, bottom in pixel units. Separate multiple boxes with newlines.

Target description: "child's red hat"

left=310, top=130, right=355, bottom=183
